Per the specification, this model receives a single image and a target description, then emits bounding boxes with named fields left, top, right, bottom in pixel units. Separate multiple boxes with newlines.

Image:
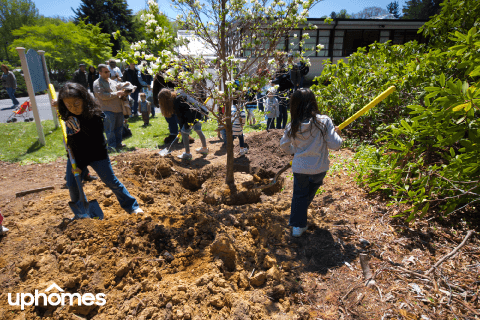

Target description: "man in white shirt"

left=108, top=59, right=122, bottom=82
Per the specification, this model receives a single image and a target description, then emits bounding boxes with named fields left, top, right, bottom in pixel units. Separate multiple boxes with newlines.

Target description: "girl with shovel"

left=280, top=88, right=342, bottom=237
left=53, top=82, right=143, bottom=216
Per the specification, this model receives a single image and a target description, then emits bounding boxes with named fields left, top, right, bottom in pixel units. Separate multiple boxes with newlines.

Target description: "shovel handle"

left=338, top=86, right=395, bottom=130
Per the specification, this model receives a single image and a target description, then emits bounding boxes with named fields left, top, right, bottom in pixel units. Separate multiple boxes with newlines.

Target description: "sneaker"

left=239, top=147, right=249, bottom=156
left=131, top=208, right=144, bottom=215
left=195, top=147, right=209, bottom=155
left=0, top=225, right=9, bottom=235
left=178, top=152, right=192, bottom=160
left=84, top=173, right=98, bottom=182
left=292, top=226, right=308, bottom=237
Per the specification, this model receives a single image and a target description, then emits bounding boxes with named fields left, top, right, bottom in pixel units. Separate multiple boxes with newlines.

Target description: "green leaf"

left=401, top=120, right=413, bottom=132
left=439, top=73, right=445, bottom=87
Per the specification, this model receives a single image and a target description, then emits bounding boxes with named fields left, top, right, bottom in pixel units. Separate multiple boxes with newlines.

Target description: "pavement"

left=0, top=94, right=54, bottom=123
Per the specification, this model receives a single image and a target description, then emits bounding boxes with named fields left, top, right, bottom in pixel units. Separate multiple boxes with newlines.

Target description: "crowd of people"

left=0, top=52, right=342, bottom=239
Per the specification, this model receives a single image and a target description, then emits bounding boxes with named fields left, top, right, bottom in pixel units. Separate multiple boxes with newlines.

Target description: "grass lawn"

left=0, top=110, right=272, bottom=165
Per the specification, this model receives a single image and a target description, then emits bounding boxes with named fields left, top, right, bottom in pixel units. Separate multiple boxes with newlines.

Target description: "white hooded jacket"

left=280, top=115, right=342, bottom=174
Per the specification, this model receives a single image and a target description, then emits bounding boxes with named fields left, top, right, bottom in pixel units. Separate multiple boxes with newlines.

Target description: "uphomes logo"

left=8, top=282, right=106, bottom=310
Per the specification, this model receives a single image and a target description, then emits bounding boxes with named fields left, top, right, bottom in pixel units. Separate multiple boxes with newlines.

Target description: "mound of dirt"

left=1, top=131, right=478, bottom=320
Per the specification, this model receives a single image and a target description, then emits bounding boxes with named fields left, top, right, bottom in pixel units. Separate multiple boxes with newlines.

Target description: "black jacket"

left=153, top=72, right=176, bottom=107
left=88, top=71, right=98, bottom=88
left=123, top=68, right=142, bottom=88
left=271, top=67, right=293, bottom=92
left=174, top=96, right=204, bottom=130
left=72, top=70, right=88, bottom=89
left=67, top=113, right=108, bottom=169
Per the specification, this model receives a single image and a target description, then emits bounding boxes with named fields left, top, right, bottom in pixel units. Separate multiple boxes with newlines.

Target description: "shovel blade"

left=158, top=148, right=171, bottom=157
left=68, top=200, right=104, bottom=220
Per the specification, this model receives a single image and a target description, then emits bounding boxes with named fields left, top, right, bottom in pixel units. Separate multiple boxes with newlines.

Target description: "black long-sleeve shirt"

left=173, top=96, right=203, bottom=130
left=67, top=113, right=108, bottom=169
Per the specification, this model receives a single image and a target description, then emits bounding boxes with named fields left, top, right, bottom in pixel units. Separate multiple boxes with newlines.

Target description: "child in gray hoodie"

left=280, top=88, right=343, bottom=237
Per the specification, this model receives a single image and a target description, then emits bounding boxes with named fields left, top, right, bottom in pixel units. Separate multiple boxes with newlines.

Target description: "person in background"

left=270, top=52, right=293, bottom=129
left=280, top=88, right=342, bottom=237
left=158, top=88, right=208, bottom=160
left=72, top=63, right=88, bottom=89
left=264, top=88, right=279, bottom=131
left=53, top=82, right=143, bottom=216
left=289, top=54, right=302, bottom=92
left=0, top=211, right=8, bottom=236
left=139, top=92, right=151, bottom=127
left=93, top=64, right=129, bottom=151
left=1, top=64, right=20, bottom=108
left=245, top=90, right=257, bottom=126
left=108, top=59, right=122, bottom=83
left=141, top=64, right=155, bottom=117
left=221, top=101, right=248, bottom=155
left=123, top=62, right=148, bottom=117
left=87, top=66, right=99, bottom=93
left=299, top=60, right=309, bottom=89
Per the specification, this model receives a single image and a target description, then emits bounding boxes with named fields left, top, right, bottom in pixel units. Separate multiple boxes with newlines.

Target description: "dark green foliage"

left=402, top=0, right=443, bottom=20
left=387, top=1, right=400, bottom=18
left=312, top=0, right=480, bottom=222
left=0, top=0, right=39, bottom=62
left=72, top=0, right=139, bottom=55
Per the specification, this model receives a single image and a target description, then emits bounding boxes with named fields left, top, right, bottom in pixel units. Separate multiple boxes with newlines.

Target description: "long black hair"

left=287, top=88, right=326, bottom=138
left=57, top=82, right=102, bottom=121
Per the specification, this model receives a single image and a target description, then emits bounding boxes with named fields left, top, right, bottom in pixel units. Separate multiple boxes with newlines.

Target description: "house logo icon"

left=8, top=282, right=106, bottom=310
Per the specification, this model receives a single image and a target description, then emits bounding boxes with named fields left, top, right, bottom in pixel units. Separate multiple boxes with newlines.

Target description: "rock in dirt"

left=238, top=272, right=249, bottom=289
left=209, top=293, right=225, bottom=308
left=263, top=255, right=276, bottom=269
left=17, top=256, right=37, bottom=273
left=250, top=271, right=266, bottom=287
left=115, top=261, right=131, bottom=277
left=266, top=266, right=282, bottom=282
left=209, top=235, right=237, bottom=271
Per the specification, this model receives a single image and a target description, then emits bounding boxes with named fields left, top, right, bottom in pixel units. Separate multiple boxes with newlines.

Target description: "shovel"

left=252, top=161, right=292, bottom=190
left=49, top=84, right=104, bottom=220
left=251, top=86, right=397, bottom=190
left=159, top=133, right=181, bottom=157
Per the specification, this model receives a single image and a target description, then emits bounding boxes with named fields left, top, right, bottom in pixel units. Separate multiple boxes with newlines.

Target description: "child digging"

left=53, top=82, right=143, bottom=216
left=158, top=88, right=209, bottom=160
left=139, top=92, right=151, bottom=127
left=280, top=88, right=342, bottom=237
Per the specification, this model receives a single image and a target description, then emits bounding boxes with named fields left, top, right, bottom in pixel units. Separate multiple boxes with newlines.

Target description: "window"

left=343, top=30, right=380, bottom=56
left=333, top=30, right=344, bottom=57
left=301, top=30, right=317, bottom=57
left=288, top=30, right=300, bottom=52
left=379, top=30, right=390, bottom=43
left=393, top=30, right=405, bottom=45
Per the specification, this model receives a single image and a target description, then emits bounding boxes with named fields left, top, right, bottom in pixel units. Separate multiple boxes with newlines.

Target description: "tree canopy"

left=0, top=0, right=39, bottom=62
left=387, top=1, right=400, bottom=18
left=72, top=0, right=139, bottom=55
left=402, top=0, right=443, bottom=20
left=10, top=20, right=112, bottom=81
left=352, top=6, right=389, bottom=19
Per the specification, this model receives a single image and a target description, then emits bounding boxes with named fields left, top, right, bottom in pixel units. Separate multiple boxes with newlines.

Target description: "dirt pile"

left=0, top=130, right=479, bottom=319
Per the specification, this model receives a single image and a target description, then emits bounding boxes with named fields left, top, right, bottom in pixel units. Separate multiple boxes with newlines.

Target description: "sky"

left=34, top=0, right=408, bottom=21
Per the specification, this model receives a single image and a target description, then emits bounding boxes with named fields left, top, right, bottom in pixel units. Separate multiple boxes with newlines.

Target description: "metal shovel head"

left=69, top=199, right=104, bottom=220
left=158, top=148, right=171, bottom=157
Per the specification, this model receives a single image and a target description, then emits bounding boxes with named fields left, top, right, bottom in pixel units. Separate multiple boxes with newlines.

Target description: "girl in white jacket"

left=280, top=88, right=343, bottom=237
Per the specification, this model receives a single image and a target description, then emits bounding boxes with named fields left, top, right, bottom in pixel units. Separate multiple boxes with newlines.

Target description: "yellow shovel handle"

left=338, top=86, right=396, bottom=130
left=48, top=84, right=68, bottom=145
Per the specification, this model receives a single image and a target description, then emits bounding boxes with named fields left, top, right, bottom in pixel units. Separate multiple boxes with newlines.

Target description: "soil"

left=0, top=129, right=479, bottom=320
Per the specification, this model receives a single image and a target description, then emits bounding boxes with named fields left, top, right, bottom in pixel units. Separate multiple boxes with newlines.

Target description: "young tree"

left=10, top=21, right=112, bottom=81
left=352, top=6, right=389, bottom=19
left=0, top=0, right=39, bottom=61
left=128, top=0, right=322, bottom=185
left=387, top=1, right=400, bottom=18
left=72, top=0, right=139, bottom=55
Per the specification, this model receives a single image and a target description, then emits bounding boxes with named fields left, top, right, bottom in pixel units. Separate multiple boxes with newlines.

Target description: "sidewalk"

left=0, top=94, right=53, bottom=123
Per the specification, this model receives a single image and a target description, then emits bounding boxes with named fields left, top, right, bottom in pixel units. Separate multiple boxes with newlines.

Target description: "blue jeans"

left=103, top=111, right=124, bottom=149
left=165, top=114, right=180, bottom=136
left=276, top=95, right=288, bottom=129
left=7, top=87, right=19, bottom=106
left=66, top=158, right=139, bottom=213
left=131, top=89, right=140, bottom=115
left=289, top=172, right=327, bottom=228
left=220, top=129, right=244, bottom=147
left=266, top=118, right=275, bottom=130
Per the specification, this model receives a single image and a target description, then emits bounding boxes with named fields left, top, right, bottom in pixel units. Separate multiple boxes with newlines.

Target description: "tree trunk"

left=220, top=0, right=235, bottom=185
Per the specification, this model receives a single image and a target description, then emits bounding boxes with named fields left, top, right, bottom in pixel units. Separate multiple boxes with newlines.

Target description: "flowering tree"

left=125, top=0, right=323, bottom=184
